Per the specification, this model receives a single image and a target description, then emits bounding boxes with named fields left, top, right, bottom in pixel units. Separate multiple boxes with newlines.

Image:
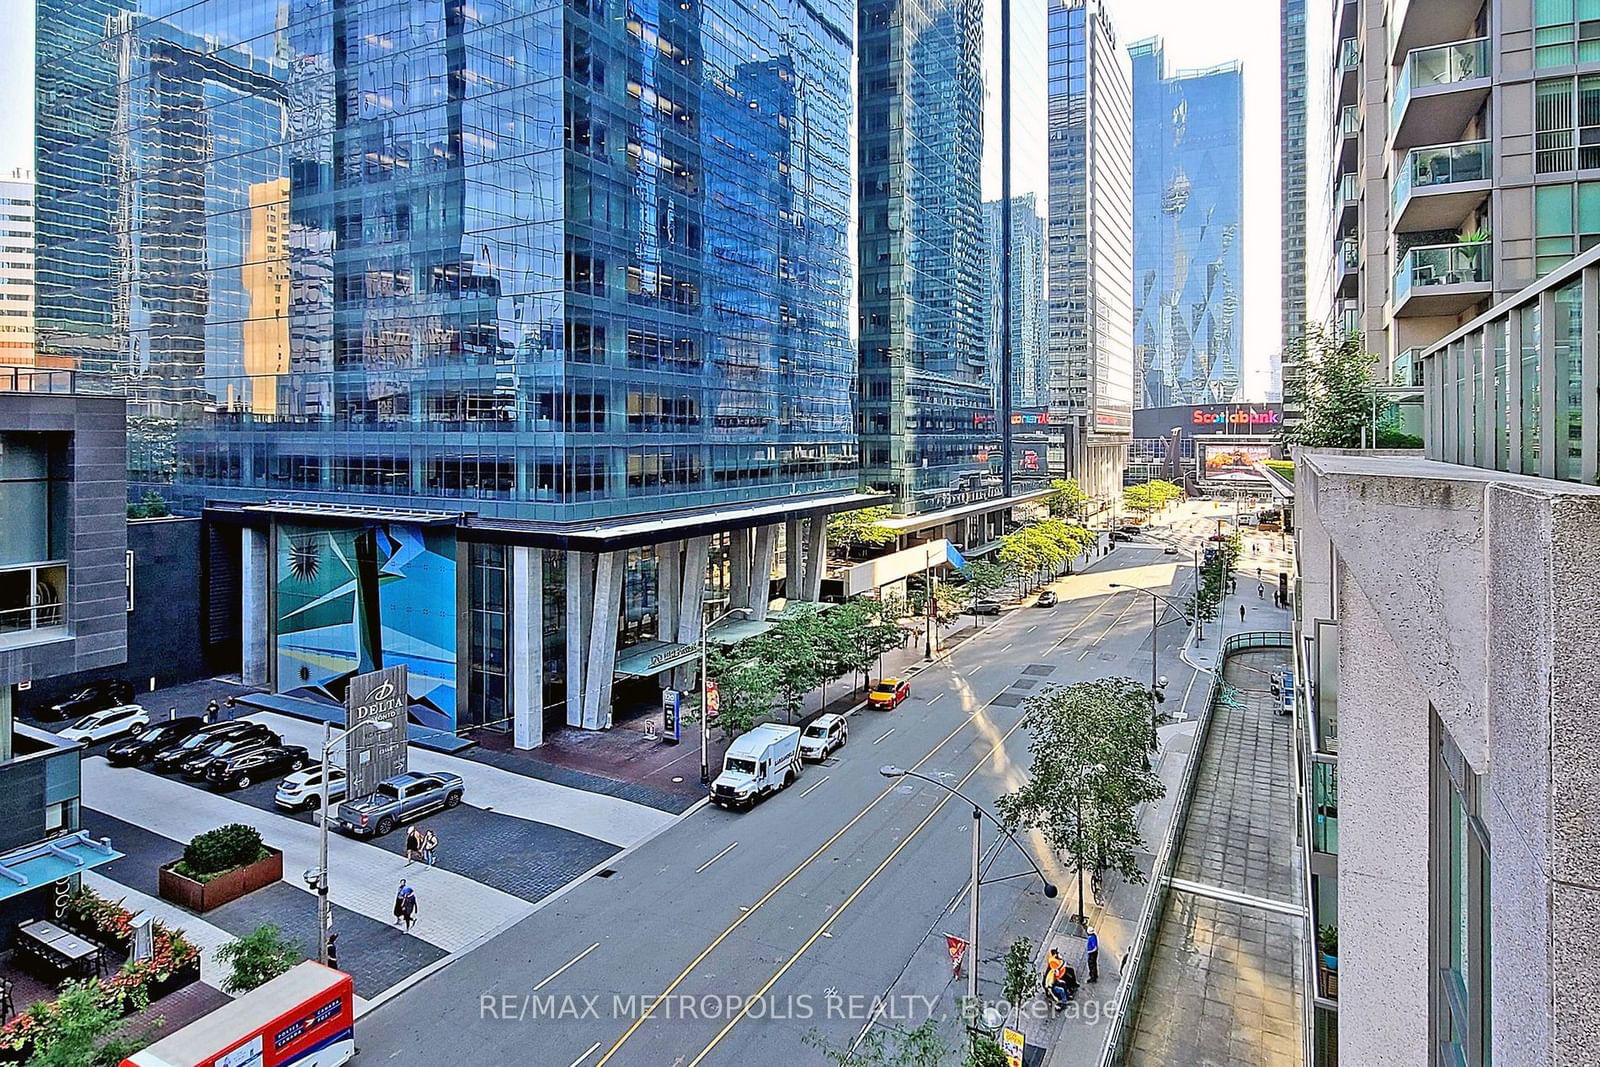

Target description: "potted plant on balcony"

left=1319, top=923, right=1339, bottom=972
left=1451, top=226, right=1491, bottom=283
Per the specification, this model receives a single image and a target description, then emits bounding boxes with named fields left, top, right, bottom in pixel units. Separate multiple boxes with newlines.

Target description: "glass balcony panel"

left=1393, top=140, right=1492, bottom=210
left=1339, top=36, right=1360, bottom=71
left=1392, top=37, right=1490, bottom=129
left=1393, top=241, right=1492, bottom=305
left=1340, top=105, right=1360, bottom=137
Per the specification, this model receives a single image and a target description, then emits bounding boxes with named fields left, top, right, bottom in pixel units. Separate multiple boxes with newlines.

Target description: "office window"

left=1537, top=184, right=1577, bottom=273
left=1534, top=0, right=1600, bottom=67
left=1432, top=723, right=1491, bottom=1067
left=1535, top=75, right=1600, bottom=171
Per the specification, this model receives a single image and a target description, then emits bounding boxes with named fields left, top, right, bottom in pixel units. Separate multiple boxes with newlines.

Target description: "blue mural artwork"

left=275, top=523, right=457, bottom=733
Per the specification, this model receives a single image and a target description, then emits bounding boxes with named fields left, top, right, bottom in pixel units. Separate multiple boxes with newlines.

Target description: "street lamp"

left=700, top=605, right=754, bottom=785
left=312, top=717, right=393, bottom=966
left=1108, top=583, right=1182, bottom=751
left=878, top=766, right=1057, bottom=1004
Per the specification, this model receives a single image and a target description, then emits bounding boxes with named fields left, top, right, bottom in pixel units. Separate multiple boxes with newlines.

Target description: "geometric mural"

left=274, top=523, right=457, bottom=733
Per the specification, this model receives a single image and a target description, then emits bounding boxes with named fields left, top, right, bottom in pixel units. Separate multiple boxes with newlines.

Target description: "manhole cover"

left=1023, top=664, right=1057, bottom=676
left=990, top=692, right=1025, bottom=707
left=1011, top=678, right=1039, bottom=689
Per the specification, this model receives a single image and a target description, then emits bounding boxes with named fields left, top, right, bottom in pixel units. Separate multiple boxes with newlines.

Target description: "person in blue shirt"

left=1085, top=926, right=1100, bottom=983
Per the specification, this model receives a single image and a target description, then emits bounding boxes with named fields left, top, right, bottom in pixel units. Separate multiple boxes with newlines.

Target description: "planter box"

left=159, top=849, right=283, bottom=913
left=146, top=957, right=203, bottom=1002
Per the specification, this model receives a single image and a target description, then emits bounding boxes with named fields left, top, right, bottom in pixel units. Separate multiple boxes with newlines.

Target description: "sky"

left=0, top=0, right=1283, bottom=399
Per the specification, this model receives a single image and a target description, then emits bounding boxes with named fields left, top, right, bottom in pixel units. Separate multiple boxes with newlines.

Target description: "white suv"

left=799, top=714, right=848, bottom=761
left=274, top=765, right=348, bottom=811
left=60, top=704, right=149, bottom=743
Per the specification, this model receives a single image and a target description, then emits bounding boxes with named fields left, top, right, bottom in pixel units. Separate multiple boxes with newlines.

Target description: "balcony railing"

left=1339, top=238, right=1359, bottom=271
left=1393, top=139, right=1491, bottom=212
left=1339, top=36, right=1360, bottom=72
left=0, top=562, right=68, bottom=638
left=1339, top=104, right=1360, bottom=138
left=1391, top=37, right=1489, bottom=130
left=1393, top=241, right=1491, bottom=305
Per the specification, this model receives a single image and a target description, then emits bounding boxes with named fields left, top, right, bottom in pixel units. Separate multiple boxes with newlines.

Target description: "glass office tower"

left=1130, top=37, right=1245, bottom=408
left=36, top=0, right=862, bottom=739
left=983, top=196, right=1047, bottom=411
left=858, top=0, right=993, bottom=515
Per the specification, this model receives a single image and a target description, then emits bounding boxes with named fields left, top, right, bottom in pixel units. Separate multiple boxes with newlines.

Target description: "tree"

left=750, top=607, right=828, bottom=723
left=1123, top=483, right=1156, bottom=516
left=1001, top=937, right=1036, bottom=1019
left=967, top=1037, right=1009, bottom=1067
left=803, top=1019, right=952, bottom=1067
left=126, top=489, right=171, bottom=520
left=703, top=644, right=780, bottom=737
left=828, top=507, right=897, bottom=556
left=998, top=679, right=1165, bottom=889
left=1045, top=478, right=1087, bottom=520
left=960, top=560, right=1009, bottom=617
left=1281, top=323, right=1383, bottom=449
left=24, top=982, right=153, bottom=1067
left=824, top=598, right=906, bottom=694
left=216, top=924, right=302, bottom=996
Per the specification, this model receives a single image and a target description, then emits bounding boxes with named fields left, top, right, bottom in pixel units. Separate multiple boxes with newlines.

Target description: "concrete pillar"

left=799, top=515, right=827, bottom=601
left=728, top=528, right=752, bottom=609
left=241, top=525, right=270, bottom=688
left=657, top=540, right=682, bottom=652
left=673, top=536, right=711, bottom=690
left=565, top=551, right=595, bottom=728
left=510, top=546, right=544, bottom=749
left=784, top=518, right=803, bottom=599
left=581, top=551, right=626, bottom=730
left=747, top=524, right=778, bottom=621
left=0, top=687, right=11, bottom=763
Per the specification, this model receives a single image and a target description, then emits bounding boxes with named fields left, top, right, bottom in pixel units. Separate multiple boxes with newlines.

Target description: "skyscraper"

left=1046, top=0, right=1134, bottom=500
left=858, top=0, right=993, bottom=515
left=0, top=171, right=33, bottom=367
left=36, top=0, right=867, bottom=744
left=1280, top=0, right=1307, bottom=428
left=1130, top=38, right=1245, bottom=409
left=983, top=196, right=1047, bottom=412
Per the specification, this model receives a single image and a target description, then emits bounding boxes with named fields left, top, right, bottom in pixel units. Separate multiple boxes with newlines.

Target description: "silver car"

left=333, top=770, right=465, bottom=837
left=274, top=765, right=348, bottom=811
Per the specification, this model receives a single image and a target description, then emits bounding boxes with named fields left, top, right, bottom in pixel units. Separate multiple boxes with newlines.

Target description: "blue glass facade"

left=35, top=0, right=857, bottom=522
left=858, top=0, right=995, bottom=515
left=1130, top=38, right=1244, bottom=408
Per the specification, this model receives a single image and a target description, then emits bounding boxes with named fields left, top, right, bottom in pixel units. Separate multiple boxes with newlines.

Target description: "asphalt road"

left=357, top=519, right=1210, bottom=1067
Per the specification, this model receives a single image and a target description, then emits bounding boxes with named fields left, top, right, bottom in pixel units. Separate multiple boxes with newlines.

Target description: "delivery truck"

left=709, top=723, right=802, bottom=809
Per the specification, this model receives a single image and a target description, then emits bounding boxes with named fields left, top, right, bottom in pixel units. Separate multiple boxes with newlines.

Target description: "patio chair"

left=0, top=976, right=12, bottom=1022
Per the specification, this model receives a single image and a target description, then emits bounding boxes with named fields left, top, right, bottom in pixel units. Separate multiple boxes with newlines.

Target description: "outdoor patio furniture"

left=15, top=920, right=101, bottom=985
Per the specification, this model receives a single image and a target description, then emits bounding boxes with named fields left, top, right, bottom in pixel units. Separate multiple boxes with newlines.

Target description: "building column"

left=241, top=525, right=269, bottom=688
left=672, top=536, right=711, bottom=690
left=799, top=515, right=826, bottom=601
left=728, top=528, right=753, bottom=610
left=747, top=524, right=778, bottom=621
left=565, top=551, right=596, bottom=728
left=581, top=551, right=626, bottom=730
left=784, top=519, right=803, bottom=599
left=656, top=540, right=682, bottom=670
left=510, top=546, right=544, bottom=749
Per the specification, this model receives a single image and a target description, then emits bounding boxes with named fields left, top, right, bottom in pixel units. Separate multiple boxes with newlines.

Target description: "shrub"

left=176, top=824, right=267, bottom=882
left=216, top=924, right=302, bottom=996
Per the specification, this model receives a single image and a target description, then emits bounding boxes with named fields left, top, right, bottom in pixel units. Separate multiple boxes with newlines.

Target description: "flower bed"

left=0, top=889, right=202, bottom=1061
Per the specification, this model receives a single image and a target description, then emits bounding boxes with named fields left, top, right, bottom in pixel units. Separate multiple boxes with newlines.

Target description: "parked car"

left=868, top=677, right=911, bottom=709
left=1036, top=591, right=1059, bottom=607
left=205, top=744, right=311, bottom=791
left=41, top=680, right=135, bottom=723
left=799, top=713, right=848, bottom=761
left=150, top=720, right=276, bottom=774
left=1163, top=545, right=1180, bottom=556
left=106, top=716, right=206, bottom=766
left=179, top=731, right=284, bottom=780
left=334, top=771, right=465, bottom=837
left=275, top=765, right=349, bottom=811
left=972, top=599, right=1003, bottom=615
left=1109, top=531, right=1134, bottom=543
left=59, top=704, right=150, bottom=744
left=1118, top=524, right=1143, bottom=535
left=710, top=724, right=802, bottom=809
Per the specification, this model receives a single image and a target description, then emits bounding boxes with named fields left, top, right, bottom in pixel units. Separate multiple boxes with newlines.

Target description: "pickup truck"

left=334, top=771, right=465, bottom=837
left=710, top=724, right=802, bottom=810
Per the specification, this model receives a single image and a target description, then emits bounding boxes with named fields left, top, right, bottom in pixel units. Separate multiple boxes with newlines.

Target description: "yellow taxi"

left=868, top=677, right=911, bottom=709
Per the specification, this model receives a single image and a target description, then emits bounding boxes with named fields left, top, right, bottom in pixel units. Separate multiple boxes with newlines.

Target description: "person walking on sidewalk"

left=393, top=880, right=410, bottom=924
left=205, top=699, right=220, bottom=724
left=1239, top=603, right=1246, bottom=623
left=421, top=827, right=438, bottom=867
left=404, top=826, right=423, bottom=866
left=1085, top=926, right=1100, bottom=983
left=396, top=882, right=418, bottom=931
left=325, top=931, right=339, bottom=971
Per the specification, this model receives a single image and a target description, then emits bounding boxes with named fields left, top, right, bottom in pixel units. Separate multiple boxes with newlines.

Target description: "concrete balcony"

left=1392, top=139, right=1492, bottom=233
left=1392, top=240, right=1491, bottom=317
left=1390, top=37, right=1490, bottom=151
left=1389, top=0, right=1484, bottom=64
left=1336, top=37, right=1359, bottom=108
left=1337, top=104, right=1360, bottom=173
left=1336, top=238, right=1360, bottom=299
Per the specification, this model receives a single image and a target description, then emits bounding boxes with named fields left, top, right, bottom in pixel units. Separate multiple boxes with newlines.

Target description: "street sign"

left=1001, top=1027, right=1024, bottom=1067
left=705, top=680, right=720, bottom=721
left=662, top=689, right=682, bottom=744
left=945, top=933, right=968, bottom=976
left=345, top=665, right=408, bottom=799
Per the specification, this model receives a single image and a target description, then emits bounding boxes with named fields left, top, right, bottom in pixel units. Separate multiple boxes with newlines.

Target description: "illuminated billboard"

left=1199, top=442, right=1272, bottom=483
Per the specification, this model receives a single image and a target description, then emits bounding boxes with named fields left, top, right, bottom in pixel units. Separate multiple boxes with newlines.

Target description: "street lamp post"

left=1109, top=584, right=1180, bottom=752
left=879, top=766, right=1057, bottom=1004
left=315, top=717, right=393, bottom=966
left=700, top=605, right=753, bottom=785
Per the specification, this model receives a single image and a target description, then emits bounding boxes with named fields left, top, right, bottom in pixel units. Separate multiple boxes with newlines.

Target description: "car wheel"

left=304, top=795, right=321, bottom=811
left=288, top=759, right=304, bottom=772
left=130, top=722, right=145, bottom=735
left=444, top=790, right=463, bottom=809
left=375, top=815, right=395, bottom=836
left=237, top=776, right=251, bottom=789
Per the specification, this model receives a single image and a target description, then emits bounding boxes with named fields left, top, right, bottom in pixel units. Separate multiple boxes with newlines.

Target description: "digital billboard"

left=1200, top=443, right=1272, bottom=483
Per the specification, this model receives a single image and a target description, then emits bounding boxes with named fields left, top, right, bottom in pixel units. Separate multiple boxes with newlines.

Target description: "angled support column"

left=581, top=551, right=626, bottom=730
left=748, top=524, right=778, bottom=621
left=241, top=526, right=270, bottom=688
left=784, top=518, right=803, bottom=599
left=565, top=551, right=596, bottom=728
left=673, top=536, right=711, bottom=690
left=511, top=546, right=544, bottom=749
left=799, top=515, right=827, bottom=602
left=728, top=528, right=753, bottom=610
left=657, top=540, right=683, bottom=660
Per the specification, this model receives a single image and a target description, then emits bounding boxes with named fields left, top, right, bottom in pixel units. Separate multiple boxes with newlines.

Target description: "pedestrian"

left=205, top=699, right=219, bottom=724
left=399, top=885, right=418, bottom=931
left=325, top=931, right=339, bottom=971
left=393, top=880, right=408, bottom=924
left=1085, top=926, right=1100, bottom=983
left=421, top=827, right=438, bottom=867
left=1239, top=603, right=1246, bottom=622
left=1043, top=948, right=1073, bottom=1009
left=1257, top=584, right=1265, bottom=599
left=404, top=826, right=422, bottom=867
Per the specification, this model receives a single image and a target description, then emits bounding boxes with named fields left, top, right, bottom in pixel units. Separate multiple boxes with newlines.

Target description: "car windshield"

left=70, top=713, right=103, bottom=729
left=209, top=741, right=241, bottom=756
left=803, top=725, right=827, bottom=738
left=725, top=758, right=757, bottom=775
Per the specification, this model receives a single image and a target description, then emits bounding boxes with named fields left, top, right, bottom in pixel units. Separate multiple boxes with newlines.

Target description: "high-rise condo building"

left=983, top=195, right=1048, bottom=413
left=1046, top=0, right=1134, bottom=502
left=0, top=172, right=33, bottom=367
left=35, top=0, right=869, bottom=744
left=1131, top=38, right=1245, bottom=409
left=1280, top=0, right=1308, bottom=426
left=858, top=0, right=994, bottom=515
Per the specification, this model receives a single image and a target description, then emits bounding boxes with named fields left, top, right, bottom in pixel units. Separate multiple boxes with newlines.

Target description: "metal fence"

left=1096, top=630, right=1292, bottom=1067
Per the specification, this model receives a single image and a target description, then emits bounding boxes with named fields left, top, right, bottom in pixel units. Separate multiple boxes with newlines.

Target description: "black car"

left=1110, top=531, right=1135, bottom=543
left=178, top=731, right=284, bottom=780
left=106, top=716, right=206, bottom=766
left=204, top=744, right=310, bottom=791
left=150, top=721, right=275, bottom=774
left=42, top=681, right=135, bottom=723
left=1118, top=524, right=1143, bottom=535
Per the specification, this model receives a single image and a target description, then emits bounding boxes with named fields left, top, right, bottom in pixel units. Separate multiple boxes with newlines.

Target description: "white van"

left=710, top=723, right=802, bottom=809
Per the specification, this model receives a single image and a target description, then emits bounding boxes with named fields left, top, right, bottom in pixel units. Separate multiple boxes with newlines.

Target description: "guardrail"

left=1096, top=630, right=1293, bottom=1067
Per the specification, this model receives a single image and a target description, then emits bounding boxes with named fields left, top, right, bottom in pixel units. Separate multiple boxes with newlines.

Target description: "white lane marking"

left=534, top=943, right=601, bottom=992
left=799, top=775, right=830, bottom=798
left=969, top=664, right=984, bottom=674
left=1000, top=642, right=1013, bottom=652
left=926, top=693, right=944, bottom=705
left=1026, top=625, right=1037, bottom=634
left=695, top=842, right=739, bottom=874
left=1079, top=594, right=1143, bottom=659
left=570, top=1041, right=603, bottom=1067
left=872, top=729, right=896, bottom=745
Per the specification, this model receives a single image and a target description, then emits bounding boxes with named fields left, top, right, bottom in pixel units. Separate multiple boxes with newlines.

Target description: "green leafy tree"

left=1281, top=323, right=1384, bottom=449
left=216, top=924, right=302, bottom=996
left=1045, top=478, right=1087, bottom=520
left=1001, top=937, right=1036, bottom=1018
left=703, top=644, right=780, bottom=737
left=967, top=1037, right=1009, bottom=1067
left=825, top=598, right=906, bottom=694
left=1123, top=483, right=1156, bottom=516
left=960, top=560, right=1010, bottom=619
left=998, top=679, right=1165, bottom=888
left=751, top=607, right=828, bottom=723
left=23, top=982, right=154, bottom=1067
left=828, top=507, right=897, bottom=556
left=803, top=1019, right=952, bottom=1067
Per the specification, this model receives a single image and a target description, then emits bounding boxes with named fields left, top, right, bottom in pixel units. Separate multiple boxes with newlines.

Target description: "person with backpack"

left=404, top=826, right=423, bottom=866
left=421, top=827, right=438, bottom=867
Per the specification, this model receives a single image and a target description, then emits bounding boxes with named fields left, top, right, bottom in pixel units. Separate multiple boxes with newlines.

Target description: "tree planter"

left=160, top=848, right=283, bottom=912
left=146, top=956, right=202, bottom=1001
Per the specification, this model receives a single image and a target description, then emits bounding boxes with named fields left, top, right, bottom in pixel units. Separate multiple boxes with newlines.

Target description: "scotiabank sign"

left=1191, top=408, right=1282, bottom=430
